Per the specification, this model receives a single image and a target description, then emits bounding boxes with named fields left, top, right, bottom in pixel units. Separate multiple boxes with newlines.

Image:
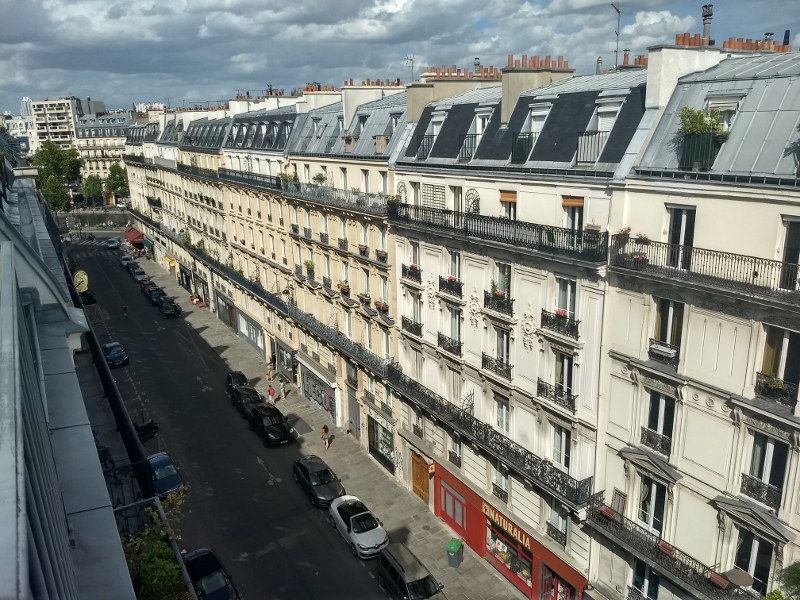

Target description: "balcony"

left=291, top=224, right=299, bottom=235
left=412, top=424, right=424, bottom=438
left=387, top=363, right=593, bottom=507
left=484, top=290, right=514, bottom=316
left=438, top=276, right=463, bottom=298
left=389, top=203, right=608, bottom=263
left=458, top=134, right=478, bottom=162
left=358, top=244, right=369, bottom=257
left=381, top=401, right=393, bottom=415
left=537, top=379, right=578, bottom=412
left=347, top=374, right=358, bottom=388
left=218, top=168, right=282, bottom=191
left=679, top=132, right=726, bottom=172
left=648, top=338, right=680, bottom=368
left=611, top=235, right=800, bottom=308
left=492, top=483, right=509, bottom=504
left=586, top=493, right=732, bottom=600
left=323, top=276, right=332, bottom=289
left=282, top=182, right=389, bottom=216
left=402, top=317, right=423, bottom=337
left=338, top=238, right=348, bottom=251
left=546, top=522, right=567, bottom=547
left=177, top=163, right=218, bottom=180
left=318, top=232, right=329, bottom=245
left=303, top=227, right=312, bottom=239
left=576, top=131, right=610, bottom=164
left=541, top=309, right=579, bottom=339
left=375, top=249, right=388, bottom=263
left=438, top=333, right=463, bottom=356
left=482, top=354, right=512, bottom=380
left=146, top=196, right=162, bottom=209
left=754, top=372, right=798, bottom=408
left=401, top=264, right=422, bottom=283
left=294, top=265, right=305, bottom=279
left=740, top=473, right=782, bottom=511
left=448, top=451, right=462, bottom=468
left=640, top=427, right=672, bottom=457
left=416, top=134, right=434, bottom=159
left=511, top=132, right=537, bottom=164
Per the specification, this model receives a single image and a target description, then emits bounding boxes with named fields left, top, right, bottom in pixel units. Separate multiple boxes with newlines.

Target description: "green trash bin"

left=446, top=538, right=464, bottom=568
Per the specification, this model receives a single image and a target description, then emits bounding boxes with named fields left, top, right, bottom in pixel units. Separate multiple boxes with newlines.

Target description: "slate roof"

left=226, top=106, right=300, bottom=153
left=126, top=122, right=160, bottom=145
left=75, top=112, right=136, bottom=139
left=637, top=53, right=800, bottom=179
left=180, top=117, right=232, bottom=151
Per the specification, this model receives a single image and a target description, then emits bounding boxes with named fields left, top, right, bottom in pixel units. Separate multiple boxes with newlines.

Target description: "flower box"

left=337, top=282, right=350, bottom=295
left=600, top=506, right=618, bottom=520
left=657, top=541, right=675, bottom=556
left=709, top=573, right=730, bottom=589
left=447, top=276, right=457, bottom=282
left=375, top=249, right=388, bottom=261
left=410, top=264, right=419, bottom=270
left=554, top=309, right=568, bottom=318
left=493, top=290, right=506, bottom=298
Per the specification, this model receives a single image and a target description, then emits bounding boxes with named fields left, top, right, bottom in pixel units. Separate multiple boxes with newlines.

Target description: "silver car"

left=328, top=495, right=389, bottom=559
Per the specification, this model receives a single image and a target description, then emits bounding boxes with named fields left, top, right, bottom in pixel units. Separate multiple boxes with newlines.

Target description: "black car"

left=146, top=287, right=166, bottom=306
left=102, top=342, right=129, bottom=367
left=79, top=290, right=97, bottom=305
left=124, top=261, right=140, bottom=275
left=183, top=548, right=241, bottom=600
left=147, top=452, right=183, bottom=498
left=140, top=280, right=157, bottom=296
left=230, top=385, right=262, bottom=419
left=225, top=371, right=248, bottom=397
left=247, top=404, right=294, bottom=447
left=293, top=455, right=346, bottom=507
left=158, top=298, right=181, bottom=318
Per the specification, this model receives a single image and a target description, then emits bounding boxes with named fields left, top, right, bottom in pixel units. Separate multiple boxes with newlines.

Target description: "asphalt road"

left=69, top=236, right=387, bottom=600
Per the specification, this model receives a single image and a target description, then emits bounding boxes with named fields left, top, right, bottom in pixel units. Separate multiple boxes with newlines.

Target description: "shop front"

left=299, top=363, right=338, bottom=425
left=236, top=309, right=265, bottom=355
left=275, top=340, right=296, bottom=381
left=178, top=263, right=192, bottom=291
left=193, top=272, right=209, bottom=303
left=216, top=291, right=236, bottom=330
left=163, top=254, right=178, bottom=279
left=367, top=412, right=395, bottom=474
left=435, top=467, right=587, bottom=600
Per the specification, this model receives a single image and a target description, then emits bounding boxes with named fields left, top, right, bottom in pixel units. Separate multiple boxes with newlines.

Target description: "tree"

left=40, top=175, right=72, bottom=213
left=30, top=140, right=82, bottom=187
left=783, top=562, right=800, bottom=599
left=107, top=162, right=129, bottom=197
left=83, top=175, right=102, bottom=207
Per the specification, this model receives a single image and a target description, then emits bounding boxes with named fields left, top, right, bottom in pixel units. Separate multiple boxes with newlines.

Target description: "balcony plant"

left=337, top=281, right=350, bottom=295
left=677, top=107, right=729, bottom=171
left=635, top=232, right=650, bottom=245
left=554, top=309, right=568, bottom=319
left=409, top=263, right=419, bottom=271
left=374, top=299, right=389, bottom=312
left=763, top=374, right=785, bottom=390
left=376, top=249, right=388, bottom=261
left=447, top=275, right=457, bottom=282
left=303, top=259, right=315, bottom=275
left=616, top=226, right=631, bottom=245
left=490, top=279, right=505, bottom=298
left=311, top=172, right=328, bottom=186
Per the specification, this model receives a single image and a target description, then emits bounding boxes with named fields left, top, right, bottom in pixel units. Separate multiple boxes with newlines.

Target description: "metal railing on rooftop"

left=416, top=134, right=434, bottom=159
left=218, top=168, right=282, bottom=191
left=511, top=132, right=537, bottom=164
left=459, top=134, right=478, bottom=162
left=576, top=131, right=610, bottom=164
left=282, top=182, right=389, bottom=216
left=177, top=163, right=218, bottom=179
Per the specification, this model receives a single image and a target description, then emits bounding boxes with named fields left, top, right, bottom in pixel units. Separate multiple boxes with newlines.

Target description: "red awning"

left=124, top=227, right=144, bottom=244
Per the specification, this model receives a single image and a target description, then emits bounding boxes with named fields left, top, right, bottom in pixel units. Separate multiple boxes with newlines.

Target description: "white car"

left=132, top=269, right=150, bottom=283
left=328, top=495, right=389, bottom=559
left=106, top=238, right=119, bottom=249
left=120, top=256, right=133, bottom=268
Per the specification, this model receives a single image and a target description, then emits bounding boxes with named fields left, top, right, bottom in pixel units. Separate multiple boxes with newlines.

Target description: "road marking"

left=368, top=571, right=375, bottom=578
left=196, top=375, right=212, bottom=393
left=256, top=455, right=282, bottom=485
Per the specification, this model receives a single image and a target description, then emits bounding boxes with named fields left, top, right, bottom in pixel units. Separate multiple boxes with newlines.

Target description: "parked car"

left=183, top=548, right=241, bottom=600
left=106, top=238, right=119, bottom=249
left=225, top=371, right=248, bottom=397
left=140, top=280, right=157, bottom=295
left=132, top=269, right=150, bottom=283
left=158, top=298, right=181, bottom=318
left=124, top=260, right=139, bottom=274
left=120, top=256, right=133, bottom=268
left=377, top=543, right=446, bottom=600
left=328, top=495, right=389, bottom=559
left=230, top=385, right=262, bottom=419
left=293, top=455, right=346, bottom=507
left=102, top=342, right=129, bottom=367
left=78, top=290, right=96, bottom=305
left=147, top=452, right=183, bottom=498
left=246, top=404, right=294, bottom=447
left=146, top=287, right=166, bottom=306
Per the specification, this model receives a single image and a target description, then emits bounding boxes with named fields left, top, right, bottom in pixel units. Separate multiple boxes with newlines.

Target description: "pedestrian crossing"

left=67, top=239, right=113, bottom=248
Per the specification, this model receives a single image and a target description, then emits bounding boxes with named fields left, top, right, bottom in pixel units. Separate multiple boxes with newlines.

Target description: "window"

left=555, top=351, right=573, bottom=397
left=361, top=169, right=369, bottom=194
left=667, top=206, right=696, bottom=270
left=411, top=291, right=422, bottom=323
left=495, top=396, right=510, bottom=434
left=411, top=348, right=423, bottom=379
left=344, top=310, right=352, bottom=337
left=450, top=433, right=461, bottom=459
left=496, top=327, right=510, bottom=362
left=500, top=191, right=516, bottom=220
left=748, top=432, right=789, bottom=495
left=450, top=250, right=461, bottom=280
left=281, top=240, right=288, bottom=263
left=321, top=213, right=328, bottom=234
left=293, top=243, right=301, bottom=266
left=451, top=186, right=463, bottom=212
left=258, top=231, right=264, bottom=251
left=292, top=205, right=299, bottom=225
left=654, top=298, right=684, bottom=348
left=363, top=318, right=372, bottom=350
left=380, top=275, right=388, bottom=301
left=411, top=182, right=420, bottom=206
left=496, top=261, right=511, bottom=295
left=379, top=227, right=387, bottom=251
left=563, top=201, right=583, bottom=232
left=552, top=423, right=571, bottom=471
left=556, top=278, right=576, bottom=319
left=381, top=328, right=390, bottom=358
left=341, top=262, right=350, bottom=283
left=633, top=559, right=660, bottom=600
left=361, top=222, right=368, bottom=245
left=410, top=241, right=420, bottom=266
left=735, top=529, right=773, bottom=595
left=762, top=326, right=800, bottom=387
left=638, top=475, right=666, bottom=535
left=611, top=489, right=627, bottom=514
left=303, top=164, right=310, bottom=182
left=380, top=171, right=388, bottom=194
left=324, top=255, right=331, bottom=278
left=550, top=498, right=568, bottom=536
left=340, top=217, right=347, bottom=240
left=448, top=305, right=461, bottom=342
left=595, top=103, right=621, bottom=132
left=305, top=209, right=311, bottom=229
left=494, top=460, right=508, bottom=492
left=447, top=367, right=462, bottom=404
left=340, top=167, right=348, bottom=189
left=646, top=392, right=675, bottom=454
left=781, top=221, right=800, bottom=288
left=362, top=268, right=370, bottom=294
left=706, top=98, right=741, bottom=131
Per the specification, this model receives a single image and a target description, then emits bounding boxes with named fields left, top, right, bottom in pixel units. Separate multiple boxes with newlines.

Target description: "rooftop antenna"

left=404, top=55, right=415, bottom=82
left=611, top=4, right=621, bottom=71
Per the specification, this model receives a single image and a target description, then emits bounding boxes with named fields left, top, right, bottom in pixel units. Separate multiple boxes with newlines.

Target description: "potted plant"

left=447, top=275, right=457, bottom=282
left=374, top=299, right=389, bottom=312
left=338, top=280, right=350, bottom=295
left=763, top=374, right=785, bottom=390
left=358, top=243, right=368, bottom=255
left=554, top=309, right=568, bottom=319
left=376, top=249, right=388, bottom=261
left=358, top=291, right=371, bottom=303
left=312, top=172, right=328, bottom=186
left=636, top=232, right=651, bottom=246
left=616, top=227, right=631, bottom=245
left=632, top=251, right=649, bottom=269
left=677, top=106, right=729, bottom=171
left=304, top=259, right=315, bottom=276
left=409, top=263, right=419, bottom=271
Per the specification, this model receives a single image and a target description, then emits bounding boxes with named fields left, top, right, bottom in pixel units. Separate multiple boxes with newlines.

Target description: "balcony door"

left=734, top=529, right=773, bottom=595
left=638, top=475, right=666, bottom=535
left=632, top=559, right=660, bottom=600
left=555, top=351, right=574, bottom=398
left=762, top=326, right=800, bottom=387
left=667, top=206, right=696, bottom=270
left=748, top=432, right=788, bottom=500
left=557, top=278, right=577, bottom=320
left=645, top=392, right=675, bottom=455
left=654, top=298, right=684, bottom=348
left=496, top=327, right=510, bottom=363
left=780, top=221, right=800, bottom=290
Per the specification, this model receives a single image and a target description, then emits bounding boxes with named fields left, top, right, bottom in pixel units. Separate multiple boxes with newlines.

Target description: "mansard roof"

left=225, top=106, right=300, bottom=153
left=180, top=117, right=232, bottom=151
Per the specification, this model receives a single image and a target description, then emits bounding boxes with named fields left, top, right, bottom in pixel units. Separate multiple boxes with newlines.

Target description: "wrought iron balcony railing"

left=537, top=379, right=578, bottom=412
left=640, top=427, right=672, bottom=457
left=219, top=168, right=282, bottom=191
left=320, top=232, right=329, bottom=245
left=323, top=276, right=332, bottom=289
left=438, top=333, right=463, bottom=356
left=282, top=182, right=389, bottom=216
left=628, top=586, right=648, bottom=600
left=338, top=238, right=348, bottom=251
left=448, top=451, right=462, bottom=468
left=389, top=203, right=608, bottom=263
left=754, top=372, right=799, bottom=408
left=511, top=132, right=537, bottom=164
left=438, top=276, right=463, bottom=298
left=401, top=264, right=422, bottom=283
left=586, top=493, right=732, bottom=600
left=402, top=317, right=423, bottom=337
left=380, top=401, right=393, bottom=415
left=303, top=227, right=312, bottom=239
left=541, top=309, right=580, bottom=339
left=177, top=163, right=219, bottom=179
left=146, top=196, right=162, bottom=208
left=291, top=223, right=299, bottom=234
left=679, top=132, right=726, bottom=172
left=482, top=353, right=512, bottom=380
left=458, top=133, right=478, bottom=162
left=386, top=363, right=593, bottom=507
left=484, top=290, right=514, bottom=316
left=546, top=522, right=567, bottom=546
left=576, top=130, right=610, bottom=164
left=416, top=134, right=434, bottom=159
left=740, top=473, right=782, bottom=511
left=611, top=235, right=800, bottom=307
left=346, top=375, right=358, bottom=388
left=648, top=338, right=680, bottom=368
left=412, top=424, right=424, bottom=438
left=492, top=483, right=509, bottom=503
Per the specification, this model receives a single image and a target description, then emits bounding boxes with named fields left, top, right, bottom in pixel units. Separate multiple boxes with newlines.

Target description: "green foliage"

left=765, top=590, right=788, bottom=600
left=312, top=172, right=328, bottom=185
left=678, top=107, right=729, bottom=136
left=30, top=140, right=83, bottom=186
left=40, top=175, right=72, bottom=212
left=107, top=162, right=129, bottom=196
left=180, top=229, right=192, bottom=246
left=304, top=259, right=315, bottom=271
left=783, top=562, right=800, bottom=599
left=83, top=175, right=103, bottom=203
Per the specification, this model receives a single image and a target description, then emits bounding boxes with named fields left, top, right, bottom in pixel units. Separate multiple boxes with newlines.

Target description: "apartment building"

left=75, top=111, right=137, bottom=182
left=30, top=96, right=106, bottom=150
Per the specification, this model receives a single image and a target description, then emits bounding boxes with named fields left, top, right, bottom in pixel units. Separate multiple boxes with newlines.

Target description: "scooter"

left=134, top=419, right=159, bottom=442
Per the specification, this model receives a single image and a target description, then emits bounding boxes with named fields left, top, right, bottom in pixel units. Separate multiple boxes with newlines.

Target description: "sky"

left=1, top=0, right=799, bottom=114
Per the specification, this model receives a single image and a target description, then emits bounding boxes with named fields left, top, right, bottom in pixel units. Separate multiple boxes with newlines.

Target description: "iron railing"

left=323, top=276, right=332, bottom=288
left=402, top=264, right=422, bottom=283
left=484, top=290, right=514, bottom=316
left=482, top=353, right=512, bottom=380
left=511, top=132, right=537, bottom=164
left=541, top=309, right=580, bottom=339
left=381, top=401, right=393, bottom=415
left=586, top=493, right=732, bottom=600
left=679, top=132, right=726, bottom=172
left=537, top=379, right=578, bottom=412
left=754, top=372, right=799, bottom=408
left=648, top=338, right=680, bottom=367
left=122, top=154, right=149, bottom=164
left=320, top=232, right=329, bottom=245
left=387, top=363, right=593, bottom=507
left=389, top=203, right=608, bottom=263
left=282, top=182, right=390, bottom=216
left=492, top=483, right=509, bottom=503
left=303, top=227, right=312, bottom=239
left=640, top=427, right=672, bottom=457
left=146, top=196, right=162, bottom=209
left=413, top=424, right=424, bottom=438
left=358, top=244, right=369, bottom=256
left=546, top=522, right=567, bottom=546
left=439, top=276, right=463, bottom=298
left=219, top=168, right=282, bottom=191
left=459, top=134, right=478, bottom=162
left=576, top=131, right=610, bottom=164
left=338, top=238, right=348, bottom=251
left=402, top=317, right=423, bottom=337
left=346, top=374, right=358, bottom=387
left=177, top=163, right=218, bottom=179
left=740, top=473, right=782, bottom=511
left=438, top=333, right=463, bottom=356
left=628, top=586, right=648, bottom=600
left=611, top=235, right=800, bottom=307
left=375, top=249, right=388, bottom=263
left=416, top=134, right=434, bottom=159
left=448, top=451, right=462, bottom=468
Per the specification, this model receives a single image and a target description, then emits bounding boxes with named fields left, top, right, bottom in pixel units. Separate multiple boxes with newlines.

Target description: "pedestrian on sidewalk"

left=268, top=385, right=276, bottom=405
left=280, top=380, right=287, bottom=402
left=122, top=304, right=128, bottom=318
left=321, top=425, right=331, bottom=450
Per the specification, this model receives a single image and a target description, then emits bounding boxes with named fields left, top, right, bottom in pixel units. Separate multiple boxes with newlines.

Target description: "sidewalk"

left=142, top=260, right=523, bottom=600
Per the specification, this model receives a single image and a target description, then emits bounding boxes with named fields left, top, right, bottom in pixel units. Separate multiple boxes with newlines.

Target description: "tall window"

left=361, top=222, right=369, bottom=245
left=451, top=185, right=463, bottom=212
left=381, top=328, right=390, bottom=359
left=549, top=499, right=568, bottom=537
left=557, top=278, right=576, bottom=319
left=361, top=169, right=369, bottom=194
left=362, top=317, right=372, bottom=350
left=448, top=305, right=461, bottom=342
left=748, top=432, right=788, bottom=497
left=667, top=206, right=696, bottom=270
left=294, top=243, right=301, bottom=266
left=340, top=167, right=348, bottom=189
left=410, top=241, right=420, bottom=265
left=380, top=171, right=388, bottom=194
left=646, top=392, right=675, bottom=455
left=735, top=529, right=773, bottom=595
left=411, top=292, right=422, bottom=323
left=450, top=250, right=461, bottom=280
left=447, top=367, right=462, bottom=404
left=362, top=268, right=370, bottom=294
left=341, top=261, right=349, bottom=283
left=321, top=213, right=328, bottom=234
left=762, top=326, right=800, bottom=388
left=654, top=298, right=684, bottom=348
left=495, top=396, right=510, bottom=434
left=494, top=460, right=508, bottom=492
left=281, top=240, right=287, bottom=263
left=496, top=327, right=510, bottom=362
left=379, top=227, right=387, bottom=251
left=292, top=205, right=298, bottom=225
left=638, top=475, right=666, bottom=535
left=555, top=351, right=574, bottom=397
left=304, top=209, right=311, bottom=229
left=633, top=559, right=660, bottom=600
left=340, top=217, right=347, bottom=240
left=552, top=423, right=571, bottom=471
left=496, top=261, right=511, bottom=295
left=411, top=348, right=423, bottom=379
left=324, top=255, right=331, bottom=278
left=380, top=275, right=388, bottom=301
left=780, top=221, right=800, bottom=290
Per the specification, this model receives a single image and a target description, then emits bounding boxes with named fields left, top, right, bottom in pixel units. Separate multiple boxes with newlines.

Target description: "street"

left=69, top=236, right=388, bottom=600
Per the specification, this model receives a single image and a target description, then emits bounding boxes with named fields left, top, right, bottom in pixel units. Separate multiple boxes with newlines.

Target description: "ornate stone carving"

left=742, top=415, right=790, bottom=441
left=617, top=276, right=645, bottom=293
left=623, top=459, right=631, bottom=479
left=705, top=397, right=715, bottom=408
left=717, top=511, right=727, bottom=533
left=468, top=292, right=481, bottom=330
left=692, top=393, right=700, bottom=402
left=640, top=375, right=677, bottom=397
left=732, top=407, right=743, bottom=428
left=651, top=288, right=686, bottom=303
left=521, top=309, right=537, bottom=351
left=426, top=278, right=437, bottom=309
left=693, top=296, right=750, bottom=320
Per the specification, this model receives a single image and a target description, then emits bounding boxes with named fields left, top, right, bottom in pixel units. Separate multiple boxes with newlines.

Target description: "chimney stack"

left=596, top=56, right=603, bottom=74
left=701, top=4, right=713, bottom=45
left=474, top=57, right=481, bottom=75
left=623, top=49, right=630, bottom=65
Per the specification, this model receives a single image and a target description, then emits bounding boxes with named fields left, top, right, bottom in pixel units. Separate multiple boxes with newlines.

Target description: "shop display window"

left=486, top=520, right=532, bottom=588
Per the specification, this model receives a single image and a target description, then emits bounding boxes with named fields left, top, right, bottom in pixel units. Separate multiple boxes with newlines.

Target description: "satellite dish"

left=73, top=270, right=89, bottom=293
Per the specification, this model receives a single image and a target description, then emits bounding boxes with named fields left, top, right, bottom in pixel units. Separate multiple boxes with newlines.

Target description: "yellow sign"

left=482, top=502, right=532, bottom=550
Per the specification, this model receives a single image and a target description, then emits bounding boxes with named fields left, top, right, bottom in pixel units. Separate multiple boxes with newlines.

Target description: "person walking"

left=321, top=425, right=331, bottom=450
left=268, top=385, right=276, bottom=405
left=280, top=380, right=287, bottom=402
left=122, top=304, right=128, bottom=318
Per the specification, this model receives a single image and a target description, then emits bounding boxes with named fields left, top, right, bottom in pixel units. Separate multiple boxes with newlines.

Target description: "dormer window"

left=705, top=96, right=742, bottom=131
left=356, top=115, right=368, bottom=136
left=512, top=104, right=549, bottom=164
left=417, top=113, right=445, bottom=159
left=576, top=101, right=620, bottom=164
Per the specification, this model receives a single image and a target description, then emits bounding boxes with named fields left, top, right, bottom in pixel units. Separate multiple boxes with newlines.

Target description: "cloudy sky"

left=1, top=0, right=799, bottom=113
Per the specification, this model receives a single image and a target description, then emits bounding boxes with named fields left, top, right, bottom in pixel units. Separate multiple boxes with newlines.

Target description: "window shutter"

left=499, top=190, right=517, bottom=203
left=562, top=196, right=584, bottom=207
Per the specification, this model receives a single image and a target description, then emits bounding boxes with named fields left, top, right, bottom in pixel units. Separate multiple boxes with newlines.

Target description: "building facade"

left=30, top=97, right=106, bottom=151
left=75, top=111, right=137, bottom=183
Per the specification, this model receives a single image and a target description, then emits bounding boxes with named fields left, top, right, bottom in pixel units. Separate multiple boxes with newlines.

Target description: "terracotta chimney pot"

left=522, top=55, right=528, bottom=67
left=508, top=54, right=514, bottom=67
left=532, top=55, right=539, bottom=67
left=515, top=59, right=521, bottom=67
left=564, top=60, right=569, bottom=68
left=557, top=56, right=563, bottom=68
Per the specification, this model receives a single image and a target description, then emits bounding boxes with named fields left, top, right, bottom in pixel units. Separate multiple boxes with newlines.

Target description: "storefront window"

left=542, top=566, right=575, bottom=600
left=487, top=520, right=532, bottom=588
left=368, top=416, right=394, bottom=473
